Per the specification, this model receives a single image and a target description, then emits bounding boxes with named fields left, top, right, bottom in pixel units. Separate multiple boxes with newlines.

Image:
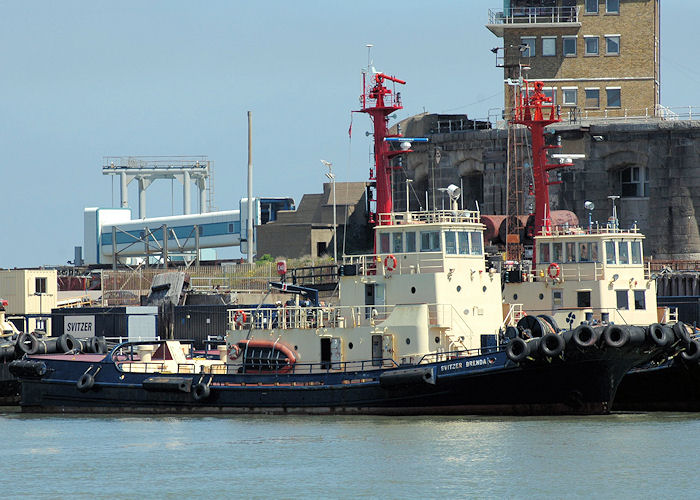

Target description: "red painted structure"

left=358, top=71, right=407, bottom=225
left=511, top=80, right=573, bottom=266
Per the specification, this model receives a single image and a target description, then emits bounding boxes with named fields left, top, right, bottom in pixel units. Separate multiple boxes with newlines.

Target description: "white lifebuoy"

left=547, top=262, right=561, bottom=280
left=384, top=254, right=397, bottom=272
left=233, top=310, right=247, bottom=327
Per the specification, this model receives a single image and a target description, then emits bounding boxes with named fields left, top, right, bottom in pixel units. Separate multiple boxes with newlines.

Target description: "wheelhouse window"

left=470, top=232, right=483, bottom=255
left=406, top=232, right=416, bottom=252
left=579, top=242, right=590, bottom=262
left=605, top=241, right=616, bottom=264
left=420, top=231, right=440, bottom=252
left=605, top=35, right=620, bottom=55
left=577, top=291, right=591, bottom=308
left=445, top=231, right=457, bottom=255
left=618, top=241, right=629, bottom=264
left=634, top=290, right=646, bottom=310
left=616, top=290, right=629, bottom=310
left=392, top=232, right=403, bottom=253
left=458, top=232, right=469, bottom=255
left=542, top=37, right=556, bottom=57
left=565, top=242, right=576, bottom=262
left=380, top=233, right=390, bottom=253
left=563, top=37, right=577, bottom=57
left=552, top=242, right=563, bottom=262
left=621, top=166, right=649, bottom=197
left=590, top=242, right=599, bottom=262
left=631, top=241, right=642, bottom=264
left=539, top=243, right=550, bottom=263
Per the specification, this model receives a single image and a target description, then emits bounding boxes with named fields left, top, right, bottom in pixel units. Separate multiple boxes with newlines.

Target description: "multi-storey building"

left=486, top=0, right=660, bottom=118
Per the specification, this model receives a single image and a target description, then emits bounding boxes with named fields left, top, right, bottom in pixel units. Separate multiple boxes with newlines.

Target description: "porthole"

left=434, top=336, right=440, bottom=344
left=539, top=293, right=544, bottom=300
left=348, top=342, right=354, bottom=349
left=405, top=338, right=411, bottom=345
left=456, top=285, right=462, bottom=292
left=294, top=345, right=298, bottom=351
left=411, top=286, right=416, bottom=294
left=513, top=294, right=518, bottom=300
left=482, top=286, right=487, bottom=292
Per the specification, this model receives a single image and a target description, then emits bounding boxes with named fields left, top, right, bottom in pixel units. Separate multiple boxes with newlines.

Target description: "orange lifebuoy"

left=228, top=344, right=241, bottom=361
left=233, top=310, right=247, bottom=327
left=547, top=262, right=561, bottom=280
left=384, top=254, right=397, bottom=272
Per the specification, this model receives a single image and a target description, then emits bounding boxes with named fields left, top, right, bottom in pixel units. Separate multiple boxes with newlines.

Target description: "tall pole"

left=247, top=111, right=254, bottom=264
left=322, top=160, right=337, bottom=263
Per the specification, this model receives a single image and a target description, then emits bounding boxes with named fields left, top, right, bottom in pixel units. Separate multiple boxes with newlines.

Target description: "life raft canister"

left=547, top=262, right=560, bottom=280
left=228, top=344, right=242, bottom=361
left=384, top=254, right=397, bottom=272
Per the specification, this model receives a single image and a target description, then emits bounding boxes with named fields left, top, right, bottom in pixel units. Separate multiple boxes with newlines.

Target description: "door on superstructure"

left=321, top=336, right=342, bottom=370
left=371, top=334, right=383, bottom=366
left=365, top=284, right=374, bottom=319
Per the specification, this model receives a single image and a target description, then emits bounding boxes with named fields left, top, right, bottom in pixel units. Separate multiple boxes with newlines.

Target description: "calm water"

left=1, top=409, right=699, bottom=499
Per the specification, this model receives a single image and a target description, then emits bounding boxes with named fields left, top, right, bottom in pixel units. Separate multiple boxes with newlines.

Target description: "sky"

left=0, top=1, right=697, bottom=268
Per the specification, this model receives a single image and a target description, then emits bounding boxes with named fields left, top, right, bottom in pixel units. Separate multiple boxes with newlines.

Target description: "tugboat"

left=10, top=66, right=682, bottom=415
left=500, top=80, right=700, bottom=411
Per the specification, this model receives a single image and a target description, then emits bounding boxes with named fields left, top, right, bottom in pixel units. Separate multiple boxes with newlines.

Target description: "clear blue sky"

left=0, top=1, right=696, bottom=268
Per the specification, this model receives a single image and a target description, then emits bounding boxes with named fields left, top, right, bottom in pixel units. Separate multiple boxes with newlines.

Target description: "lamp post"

left=321, top=160, right=337, bottom=263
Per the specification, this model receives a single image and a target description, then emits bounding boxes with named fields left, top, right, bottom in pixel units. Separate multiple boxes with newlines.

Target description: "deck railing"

left=488, top=6, right=580, bottom=25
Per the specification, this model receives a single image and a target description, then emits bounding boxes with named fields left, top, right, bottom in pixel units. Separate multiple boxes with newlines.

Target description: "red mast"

left=511, top=80, right=572, bottom=265
left=358, top=70, right=406, bottom=225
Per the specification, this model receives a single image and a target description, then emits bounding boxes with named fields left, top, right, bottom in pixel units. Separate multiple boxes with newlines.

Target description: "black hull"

left=613, top=358, right=700, bottom=412
left=18, top=347, right=647, bottom=416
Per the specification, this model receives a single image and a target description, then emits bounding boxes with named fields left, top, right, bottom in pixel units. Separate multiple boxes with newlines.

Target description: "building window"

left=542, top=87, right=557, bottom=105
left=562, top=87, right=578, bottom=106
left=228, top=223, right=234, bottom=233
left=585, top=88, right=600, bottom=109
left=585, top=0, right=598, bottom=14
left=605, top=35, right=620, bottom=55
left=36, top=319, right=47, bottom=332
left=406, top=232, right=416, bottom=252
left=392, top=232, right=404, bottom=253
left=631, top=241, right=642, bottom=264
left=445, top=231, right=457, bottom=254
left=563, top=36, right=577, bottom=57
left=420, top=231, right=440, bottom=252
left=621, top=166, right=649, bottom=197
left=606, top=87, right=621, bottom=108
left=584, top=36, right=599, bottom=56
left=605, top=240, right=616, bottom=264
left=35, top=277, right=47, bottom=294
left=542, top=36, right=556, bottom=56
left=634, top=290, right=646, bottom=310
left=577, top=291, right=591, bottom=308
left=606, top=0, right=620, bottom=14
left=521, top=37, right=536, bottom=58
left=616, top=290, right=629, bottom=310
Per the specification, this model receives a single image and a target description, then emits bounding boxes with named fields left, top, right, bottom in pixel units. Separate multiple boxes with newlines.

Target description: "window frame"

left=606, top=86, right=621, bottom=108
left=392, top=232, right=404, bottom=254
left=562, top=36, right=577, bottom=57
left=605, top=35, right=620, bottom=56
left=520, top=36, right=536, bottom=58
left=445, top=231, right=457, bottom=255
left=616, top=290, right=629, bottom=310
left=606, top=0, right=620, bottom=14
left=585, top=0, right=599, bottom=14
left=405, top=231, right=416, bottom=253
left=577, top=290, right=592, bottom=308
left=584, top=88, right=600, bottom=109
left=562, top=87, right=578, bottom=107
left=634, top=290, right=646, bottom=310
left=621, top=166, right=649, bottom=198
left=542, top=36, right=556, bottom=57
left=584, top=36, right=599, bottom=56
left=35, top=277, right=47, bottom=295
left=420, top=231, right=440, bottom=252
